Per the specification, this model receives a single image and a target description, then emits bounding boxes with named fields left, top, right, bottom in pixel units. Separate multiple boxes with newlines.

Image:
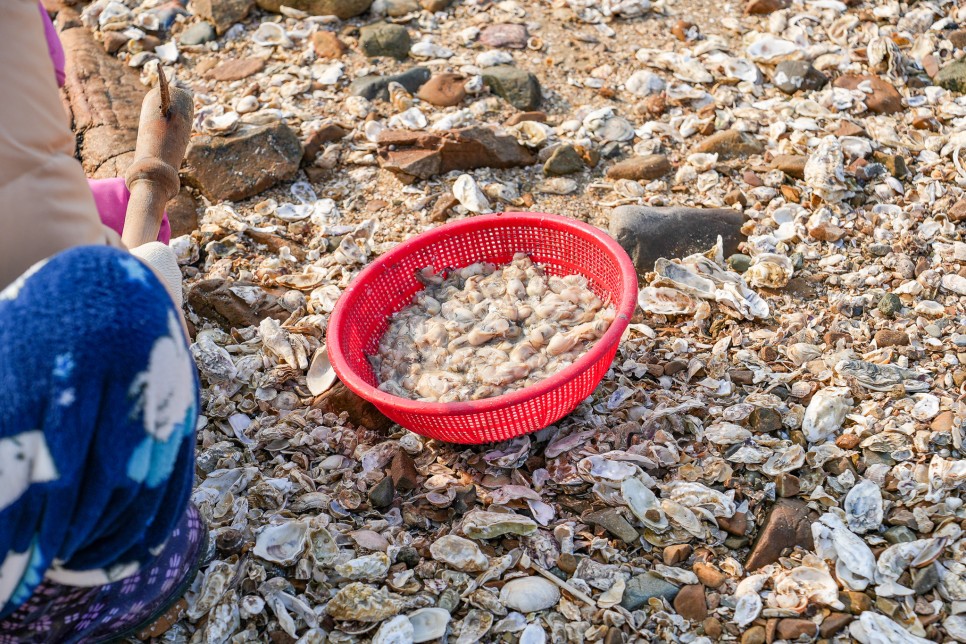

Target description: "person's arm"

left=0, top=0, right=118, bottom=290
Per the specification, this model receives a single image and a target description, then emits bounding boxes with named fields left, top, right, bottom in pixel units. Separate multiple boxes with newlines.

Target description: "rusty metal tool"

left=121, top=71, right=194, bottom=249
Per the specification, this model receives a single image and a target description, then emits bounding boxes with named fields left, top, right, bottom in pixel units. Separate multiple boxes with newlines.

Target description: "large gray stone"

left=482, top=66, right=541, bottom=110
left=608, top=206, right=745, bottom=277
left=621, top=573, right=679, bottom=610
left=349, top=67, right=431, bottom=101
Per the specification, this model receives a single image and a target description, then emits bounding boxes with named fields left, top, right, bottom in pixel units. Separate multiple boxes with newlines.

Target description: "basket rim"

left=327, top=211, right=639, bottom=419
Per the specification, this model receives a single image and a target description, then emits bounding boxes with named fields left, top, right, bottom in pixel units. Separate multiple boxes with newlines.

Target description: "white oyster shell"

left=408, top=608, right=451, bottom=643
left=253, top=521, right=309, bottom=565
left=802, top=387, right=851, bottom=443
left=498, top=576, right=560, bottom=612
left=429, top=535, right=489, bottom=572
left=844, top=479, right=883, bottom=534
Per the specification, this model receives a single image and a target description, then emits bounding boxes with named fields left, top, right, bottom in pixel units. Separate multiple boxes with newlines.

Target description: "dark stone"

left=749, top=407, right=783, bottom=433
left=543, top=144, right=585, bottom=176
left=607, top=206, right=744, bottom=279
left=349, top=67, right=431, bottom=101
left=621, top=573, right=679, bottom=610
left=166, top=187, right=201, bottom=238
left=744, top=498, right=818, bottom=571
left=935, top=59, right=966, bottom=93
left=482, top=65, right=541, bottom=110
left=368, top=477, right=395, bottom=509
left=303, top=123, right=348, bottom=163
left=359, top=22, right=411, bottom=59
left=585, top=508, right=639, bottom=543
left=771, top=154, right=807, bottom=179
left=772, top=61, right=827, bottom=94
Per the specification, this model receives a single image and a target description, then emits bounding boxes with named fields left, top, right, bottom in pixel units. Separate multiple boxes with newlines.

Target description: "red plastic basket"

left=326, top=212, right=639, bottom=444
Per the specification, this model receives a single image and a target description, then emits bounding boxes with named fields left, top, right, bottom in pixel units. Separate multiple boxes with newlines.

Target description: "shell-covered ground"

left=71, top=0, right=966, bottom=642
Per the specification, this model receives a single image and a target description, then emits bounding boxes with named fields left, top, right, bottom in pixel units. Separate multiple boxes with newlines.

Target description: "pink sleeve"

left=39, top=2, right=66, bottom=88
left=88, top=178, right=172, bottom=245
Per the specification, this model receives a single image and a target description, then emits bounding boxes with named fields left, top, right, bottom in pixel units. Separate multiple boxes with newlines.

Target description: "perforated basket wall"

left=327, top=212, right=638, bottom=444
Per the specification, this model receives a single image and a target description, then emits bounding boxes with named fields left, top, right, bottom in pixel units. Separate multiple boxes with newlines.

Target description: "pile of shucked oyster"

left=373, top=254, right=616, bottom=402
left=75, top=0, right=966, bottom=642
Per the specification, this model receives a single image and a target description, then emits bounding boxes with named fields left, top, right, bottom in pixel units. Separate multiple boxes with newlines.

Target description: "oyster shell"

left=253, top=521, right=309, bottom=565
left=843, top=479, right=883, bottom=534
left=462, top=510, right=538, bottom=540
left=306, top=346, right=336, bottom=396
left=745, top=254, right=793, bottom=289
left=499, top=576, right=560, bottom=612
left=621, top=478, right=668, bottom=532
left=429, top=535, right=489, bottom=572
left=637, top=286, right=697, bottom=316
left=409, top=608, right=451, bottom=643
left=372, top=615, right=414, bottom=644
left=326, top=583, right=403, bottom=622
left=801, top=387, right=851, bottom=443
left=335, top=552, right=391, bottom=580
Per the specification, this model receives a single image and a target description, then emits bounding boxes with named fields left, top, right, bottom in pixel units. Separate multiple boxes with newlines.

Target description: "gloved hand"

left=129, top=242, right=182, bottom=306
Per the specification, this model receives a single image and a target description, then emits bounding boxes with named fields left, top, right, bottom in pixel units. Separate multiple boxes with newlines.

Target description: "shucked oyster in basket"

left=369, top=253, right=616, bottom=402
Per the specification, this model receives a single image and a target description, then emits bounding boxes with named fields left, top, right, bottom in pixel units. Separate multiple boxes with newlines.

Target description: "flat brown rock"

left=209, top=58, right=265, bottom=82
left=377, top=126, right=535, bottom=183
left=744, top=498, right=818, bottom=571
left=833, top=74, right=902, bottom=114
left=183, top=122, right=303, bottom=202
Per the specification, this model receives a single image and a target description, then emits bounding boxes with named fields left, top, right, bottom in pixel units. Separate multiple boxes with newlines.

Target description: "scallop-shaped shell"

left=637, top=286, right=696, bottom=316
left=621, top=478, right=668, bottom=532
left=253, top=521, right=309, bottom=565
left=745, top=254, right=793, bottom=289
left=252, top=22, right=291, bottom=47
left=746, top=35, right=798, bottom=62
left=844, top=479, right=883, bottom=535
left=372, top=615, right=414, bottom=644
left=409, top=608, right=451, bottom=643
left=802, top=387, right=851, bottom=443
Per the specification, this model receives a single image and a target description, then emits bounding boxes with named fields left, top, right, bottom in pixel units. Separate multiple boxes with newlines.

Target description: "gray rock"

left=384, top=0, right=420, bottom=16
left=772, top=61, right=827, bottom=94
left=255, top=0, right=373, bottom=18
left=482, top=65, right=541, bottom=110
left=621, top=573, right=679, bottom=610
left=179, top=22, right=216, bottom=46
left=608, top=206, right=745, bottom=278
left=193, top=0, right=254, bottom=35
left=543, top=145, right=584, bottom=176
left=935, top=59, right=966, bottom=93
left=728, top=253, right=751, bottom=273
left=912, top=564, right=940, bottom=594
left=883, top=526, right=916, bottom=544
left=368, top=476, right=395, bottom=509
left=359, top=22, right=412, bottom=59
left=585, top=509, right=639, bottom=543
left=878, top=292, right=902, bottom=318
left=350, top=67, right=431, bottom=100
